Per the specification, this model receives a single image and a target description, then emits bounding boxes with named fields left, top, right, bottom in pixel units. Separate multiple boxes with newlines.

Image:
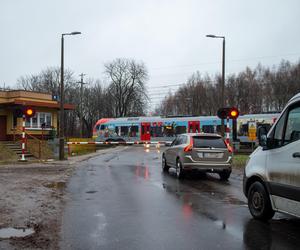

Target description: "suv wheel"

left=248, top=181, right=275, bottom=221
left=162, top=155, right=169, bottom=172
left=219, top=170, right=231, bottom=181
left=176, top=159, right=185, bottom=179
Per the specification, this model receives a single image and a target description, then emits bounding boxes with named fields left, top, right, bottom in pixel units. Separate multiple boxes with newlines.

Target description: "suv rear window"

left=193, top=136, right=226, bottom=148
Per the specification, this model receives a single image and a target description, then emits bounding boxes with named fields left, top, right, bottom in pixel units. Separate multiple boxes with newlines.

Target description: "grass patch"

left=232, top=154, right=249, bottom=169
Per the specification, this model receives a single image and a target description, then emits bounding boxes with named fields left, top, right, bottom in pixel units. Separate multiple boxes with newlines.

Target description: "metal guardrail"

left=12, top=127, right=43, bottom=159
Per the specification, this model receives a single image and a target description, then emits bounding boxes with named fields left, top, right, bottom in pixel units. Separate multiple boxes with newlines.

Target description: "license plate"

left=198, top=152, right=223, bottom=158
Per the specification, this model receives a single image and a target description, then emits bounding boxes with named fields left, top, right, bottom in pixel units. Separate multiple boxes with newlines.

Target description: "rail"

left=12, top=127, right=44, bottom=159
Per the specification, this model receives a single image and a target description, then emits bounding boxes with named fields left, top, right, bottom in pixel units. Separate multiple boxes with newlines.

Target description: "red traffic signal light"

left=23, top=107, right=36, bottom=118
left=217, top=107, right=239, bottom=119
left=229, top=107, right=239, bottom=119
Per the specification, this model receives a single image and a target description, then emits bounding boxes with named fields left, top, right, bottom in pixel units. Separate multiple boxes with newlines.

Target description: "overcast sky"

left=1, top=0, right=300, bottom=108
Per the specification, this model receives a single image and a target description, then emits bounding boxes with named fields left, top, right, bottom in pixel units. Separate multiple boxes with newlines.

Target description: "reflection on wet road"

left=60, top=146, right=300, bottom=250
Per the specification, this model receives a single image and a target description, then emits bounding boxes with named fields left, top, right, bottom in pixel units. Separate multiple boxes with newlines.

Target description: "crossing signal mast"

left=19, top=107, right=36, bottom=161
left=217, top=107, right=239, bottom=120
left=217, top=107, right=239, bottom=146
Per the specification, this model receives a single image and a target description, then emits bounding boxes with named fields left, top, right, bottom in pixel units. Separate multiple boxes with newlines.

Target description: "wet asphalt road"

left=60, top=146, right=300, bottom=250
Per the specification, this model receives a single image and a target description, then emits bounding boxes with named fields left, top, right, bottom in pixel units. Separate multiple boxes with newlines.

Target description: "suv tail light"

left=184, top=137, right=194, bottom=152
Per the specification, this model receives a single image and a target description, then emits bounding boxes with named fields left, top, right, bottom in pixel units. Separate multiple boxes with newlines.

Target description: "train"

left=92, top=113, right=280, bottom=145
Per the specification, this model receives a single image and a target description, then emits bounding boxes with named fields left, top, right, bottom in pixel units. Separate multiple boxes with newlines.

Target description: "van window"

left=284, top=105, right=300, bottom=145
left=272, top=111, right=287, bottom=148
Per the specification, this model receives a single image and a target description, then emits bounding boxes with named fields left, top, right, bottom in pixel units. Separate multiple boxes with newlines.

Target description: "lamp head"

left=206, top=34, right=216, bottom=38
left=70, top=31, right=81, bottom=35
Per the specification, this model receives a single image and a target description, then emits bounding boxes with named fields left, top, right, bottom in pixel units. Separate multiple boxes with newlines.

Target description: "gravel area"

left=0, top=164, right=72, bottom=250
left=0, top=147, right=123, bottom=250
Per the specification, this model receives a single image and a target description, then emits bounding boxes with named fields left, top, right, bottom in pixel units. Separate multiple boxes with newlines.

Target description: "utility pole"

left=79, top=73, right=87, bottom=138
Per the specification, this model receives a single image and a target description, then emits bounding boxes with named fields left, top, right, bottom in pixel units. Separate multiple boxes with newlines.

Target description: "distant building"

left=0, top=90, right=74, bottom=141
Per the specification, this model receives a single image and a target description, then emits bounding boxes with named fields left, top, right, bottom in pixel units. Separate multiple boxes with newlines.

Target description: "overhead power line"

left=150, top=52, right=300, bottom=71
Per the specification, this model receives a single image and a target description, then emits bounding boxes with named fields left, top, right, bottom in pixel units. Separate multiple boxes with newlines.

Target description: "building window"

left=25, top=112, right=52, bottom=129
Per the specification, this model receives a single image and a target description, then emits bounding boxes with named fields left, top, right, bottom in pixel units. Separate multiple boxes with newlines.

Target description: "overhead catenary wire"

left=149, top=52, right=300, bottom=71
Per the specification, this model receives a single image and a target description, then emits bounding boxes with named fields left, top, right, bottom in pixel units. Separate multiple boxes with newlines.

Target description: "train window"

left=156, top=126, right=163, bottom=137
left=175, top=126, right=186, bottom=135
left=240, top=124, right=248, bottom=136
left=121, top=126, right=129, bottom=136
left=150, top=127, right=154, bottom=136
left=150, top=126, right=163, bottom=137
left=130, top=126, right=139, bottom=137
left=202, top=125, right=214, bottom=133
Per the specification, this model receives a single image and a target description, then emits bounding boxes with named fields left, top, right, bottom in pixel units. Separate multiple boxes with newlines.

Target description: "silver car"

left=162, top=133, right=232, bottom=180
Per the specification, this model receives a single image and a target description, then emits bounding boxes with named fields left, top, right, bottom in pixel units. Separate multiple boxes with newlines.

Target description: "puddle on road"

left=0, top=227, right=34, bottom=239
left=44, top=182, right=66, bottom=189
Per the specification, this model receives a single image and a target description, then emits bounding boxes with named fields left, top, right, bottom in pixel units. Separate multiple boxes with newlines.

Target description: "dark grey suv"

left=162, top=133, right=232, bottom=180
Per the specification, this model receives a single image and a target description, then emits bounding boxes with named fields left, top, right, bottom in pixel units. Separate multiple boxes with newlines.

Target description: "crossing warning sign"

left=248, top=121, right=257, bottom=141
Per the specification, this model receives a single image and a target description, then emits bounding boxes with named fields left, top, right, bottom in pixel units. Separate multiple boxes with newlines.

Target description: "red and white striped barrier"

left=225, top=117, right=230, bottom=145
left=66, top=141, right=171, bottom=145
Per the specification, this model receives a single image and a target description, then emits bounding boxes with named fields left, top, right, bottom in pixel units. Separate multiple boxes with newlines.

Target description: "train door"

left=188, top=121, right=200, bottom=133
left=141, top=122, right=151, bottom=141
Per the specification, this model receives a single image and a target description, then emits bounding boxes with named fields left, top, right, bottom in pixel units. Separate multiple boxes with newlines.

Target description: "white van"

left=243, top=93, right=300, bottom=220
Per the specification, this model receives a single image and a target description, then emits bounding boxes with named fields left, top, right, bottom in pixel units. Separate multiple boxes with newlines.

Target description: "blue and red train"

left=93, top=113, right=279, bottom=145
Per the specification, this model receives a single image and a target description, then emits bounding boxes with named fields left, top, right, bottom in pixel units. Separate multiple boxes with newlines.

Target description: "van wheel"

left=219, top=170, right=231, bottom=181
left=248, top=181, right=275, bottom=221
left=162, top=155, right=169, bottom=173
left=176, top=159, right=185, bottom=179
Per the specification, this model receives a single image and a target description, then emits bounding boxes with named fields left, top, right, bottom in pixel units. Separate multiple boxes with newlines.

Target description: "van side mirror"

left=257, top=126, right=268, bottom=147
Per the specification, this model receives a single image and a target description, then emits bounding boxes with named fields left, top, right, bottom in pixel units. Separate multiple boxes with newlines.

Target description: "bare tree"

left=105, top=58, right=148, bottom=117
left=157, top=59, right=300, bottom=116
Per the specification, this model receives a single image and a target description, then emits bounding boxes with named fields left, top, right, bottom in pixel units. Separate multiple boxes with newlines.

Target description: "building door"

left=0, top=116, right=7, bottom=141
left=188, top=121, right=200, bottom=133
left=141, top=122, right=151, bottom=141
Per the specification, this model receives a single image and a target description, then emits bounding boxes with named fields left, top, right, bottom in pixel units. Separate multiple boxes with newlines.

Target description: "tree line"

left=155, top=60, right=300, bottom=116
left=16, top=58, right=148, bottom=137
left=15, top=58, right=300, bottom=138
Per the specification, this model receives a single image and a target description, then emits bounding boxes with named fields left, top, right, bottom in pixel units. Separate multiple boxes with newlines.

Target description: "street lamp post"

left=206, top=34, right=225, bottom=137
left=59, top=31, right=81, bottom=160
